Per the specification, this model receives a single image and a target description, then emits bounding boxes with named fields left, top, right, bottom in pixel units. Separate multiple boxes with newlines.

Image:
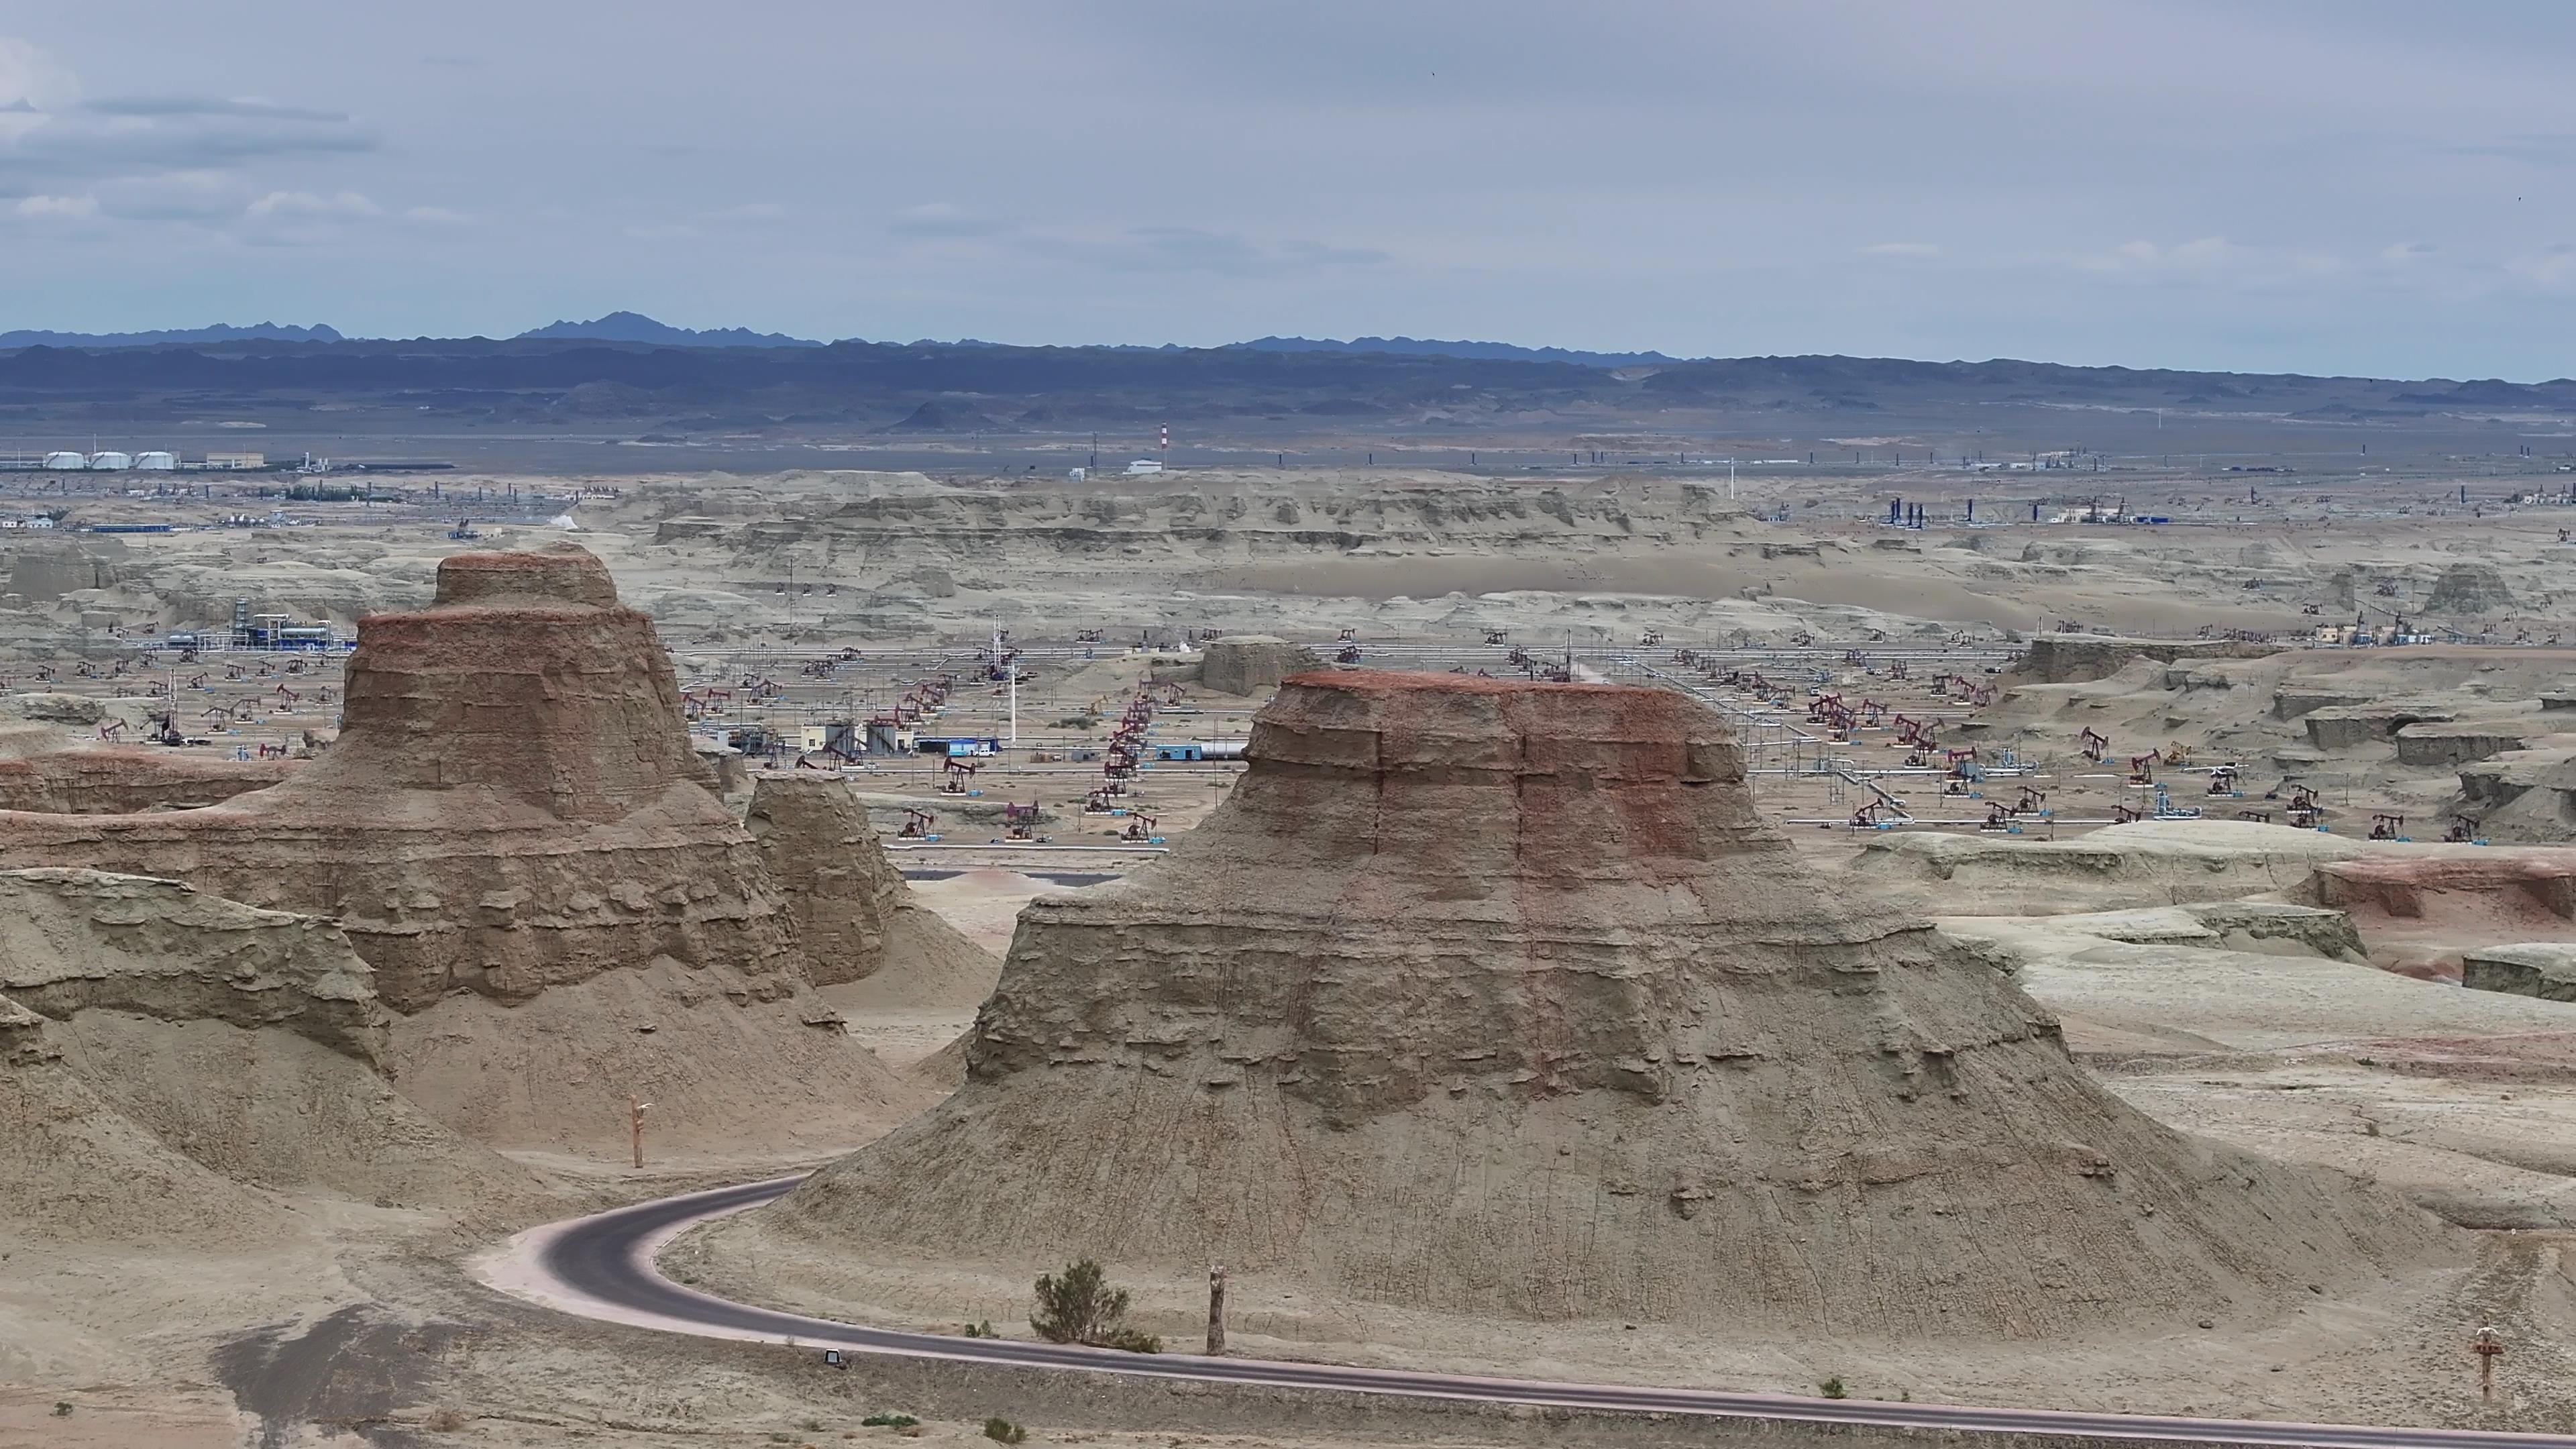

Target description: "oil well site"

left=2, top=385, right=2576, bottom=1449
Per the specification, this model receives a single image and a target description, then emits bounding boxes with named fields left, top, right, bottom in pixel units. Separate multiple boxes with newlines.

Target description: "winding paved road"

left=476, top=1176, right=2575, bottom=1449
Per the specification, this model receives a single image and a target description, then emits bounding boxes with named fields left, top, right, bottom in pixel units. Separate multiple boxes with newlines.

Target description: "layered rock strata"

left=746, top=773, right=1000, bottom=1006
left=0, top=868, right=529, bottom=1242
left=761, top=672, right=2449, bottom=1336
left=1199, top=635, right=1324, bottom=695
left=0, top=545, right=923, bottom=1153
left=0, top=746, right=294, bottom=814
left=0, top=545, right=798, bottom=1012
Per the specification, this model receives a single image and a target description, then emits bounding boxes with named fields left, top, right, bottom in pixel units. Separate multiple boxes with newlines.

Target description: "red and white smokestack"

left=1161, top=424, right=1169, bottom=456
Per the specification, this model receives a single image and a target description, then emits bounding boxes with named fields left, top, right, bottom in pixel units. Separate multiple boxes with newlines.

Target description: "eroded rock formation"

left=1199, top=635, right=1323, bottom=695
left=0, top=544, right=796, bottom=1012
left=745, top=773, right=999, bottom=1006
left=0, top=545, right=927, bottom=1154
left=759, top=672, right=2449, bottom=1336
left=0, top=746, right=294, bottom=814
left=0, top=868, right=529, bottom=1242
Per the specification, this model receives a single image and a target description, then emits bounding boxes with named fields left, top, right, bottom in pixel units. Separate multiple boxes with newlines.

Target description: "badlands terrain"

left=3, top=463, right=2576, bottom=1446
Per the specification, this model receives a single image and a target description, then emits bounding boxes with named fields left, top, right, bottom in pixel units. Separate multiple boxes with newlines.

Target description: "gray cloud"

left=11, top=2, right=2576, bottom=376
left=0, top=98, right=375, bottom=196
left=84, top=96, right=351, bottom=122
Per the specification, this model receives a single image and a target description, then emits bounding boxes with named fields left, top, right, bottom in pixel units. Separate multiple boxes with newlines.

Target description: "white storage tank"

left=42, top=451, right=85, bottom=470
left=87, top=451, right=133, bottom=471
left=134, top=451, right=177, bottom=470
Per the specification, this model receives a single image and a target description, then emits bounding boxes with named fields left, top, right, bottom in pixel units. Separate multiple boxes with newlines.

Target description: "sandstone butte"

left=760, top=670, right=2455, bottom=1337
left=0, top=543, right=927, bottom=1154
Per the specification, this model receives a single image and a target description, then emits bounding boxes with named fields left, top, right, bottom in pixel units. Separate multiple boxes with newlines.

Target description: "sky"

left=4, top=1, right=2576, bottom=378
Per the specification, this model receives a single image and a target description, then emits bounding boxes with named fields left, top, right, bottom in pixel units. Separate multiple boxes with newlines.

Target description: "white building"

left=1124, top=458, right=1164, bottom=476
left=42, top=451, right=84, bottom=470
left=87, top=451, right=133, bottom=471
left=134, top=451, right=177, bottom=470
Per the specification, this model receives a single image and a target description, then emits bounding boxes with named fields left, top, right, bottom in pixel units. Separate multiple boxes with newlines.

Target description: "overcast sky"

left=5, top=1, right=2575, bottom=378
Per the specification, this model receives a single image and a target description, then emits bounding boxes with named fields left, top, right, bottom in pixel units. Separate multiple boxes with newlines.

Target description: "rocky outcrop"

left=747, top=774, right=910, bottom=985
left=0, top=867, right=530, bottom=1242
left=1199, top=635, right=1324, bottom=696
left=2301, top=851, right=2576, bottom=932
left=755, top=673, right=2447, bottom=1336
left=2306, top=702, right=2455, bottom=750
left=2462, top=945, right=2576, bottom=1002
left=2395, top=721, right=2532, bottom=768
left=0, top=545, right=924, bottom=1156
left=2271, top=688, right=2374, bottom=722
left=1854, top=820, right=2363, bottom=917
left=745, top=773, right=997, bottom=1007
left=2, top=535, right=125, bottom=600
left=2014, top=637, right=2282, bottom=686
left=2424, top=561, right=2516, bottom=616
left=2455, top=746, right=2576, bottom=843
left=0, top=868, right=386, bottom=1059
left=0, top=747, right=294, bottom=814
left=0, top=545, right=799, bottom=1013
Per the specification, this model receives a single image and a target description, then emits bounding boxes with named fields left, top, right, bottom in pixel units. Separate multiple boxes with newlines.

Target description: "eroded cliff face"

left=745, top=773, right=910, bottom=986
left=0, top=547, right=928, bottom=1156
left=0, top=867, right=386, bottom=1059
left=0, top=544, right=798, bottom=1013
left=744, top=773, right=1002, bottom=1008
left=666, top=480, right=1735, bottom=573
left=0, top=869, right=531, bottom=1242
left=767, top=672, right=2453, bottom=1336
left=0, top=747, right=294, bottom=814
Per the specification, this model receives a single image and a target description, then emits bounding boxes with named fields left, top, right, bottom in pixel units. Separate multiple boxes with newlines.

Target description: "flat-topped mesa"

left=1215, top=669, right=1807, bottom=894
left=766, top=671, right=2451, bottom=1337
left=315, top=543, right=714, bottom=816
left=0, top=543, right=793, bottom=1013
left=428, top=544, right=623, bottom=610
left=968, top=671, right=1904, bottom=1114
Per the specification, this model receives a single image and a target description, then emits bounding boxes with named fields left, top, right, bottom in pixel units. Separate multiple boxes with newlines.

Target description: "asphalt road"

left=498, top=1175, right=2576, bottom=1449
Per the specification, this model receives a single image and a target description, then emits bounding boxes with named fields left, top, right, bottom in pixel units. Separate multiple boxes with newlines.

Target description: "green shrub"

left=961, top=1320, right=998, bottom=1338
left=861, top=1413, right=920, bottom=1428
left=1030, top=1258, right=1130, bottom=1347
left=1819, top=1377, right=1849, bottom=1400
left=983, top=1417, right=1027, bottom=1444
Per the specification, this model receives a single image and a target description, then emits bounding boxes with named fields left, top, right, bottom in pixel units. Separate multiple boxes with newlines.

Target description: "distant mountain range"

left=1228, top=335, right=1686, bottom=368
left=0, top=321, right=344, bottom=348
left=6, top=317, right=2573, bottom=435
left=0, top=314, right=1684, bottom=366
left=512, top=311, right=824, bottom=348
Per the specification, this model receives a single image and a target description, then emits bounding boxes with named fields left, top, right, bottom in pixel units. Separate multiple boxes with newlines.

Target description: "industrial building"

left=204, top=452, right=266, bottom=470
left=229, top=598, right=333, bottom=650
left=1151, top=741, right=1247, bottom=762
left=42, top=451, right=84, bottom=470
left=135, top=451, right=177, bottom=470
left=87, top=451, right=133, bottom=471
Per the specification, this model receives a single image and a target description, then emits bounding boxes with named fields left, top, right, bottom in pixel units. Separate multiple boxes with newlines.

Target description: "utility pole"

left=1205, top=1264, right=1228, bottom=1356
left=995, top=623, right=1017, bottom=744
left=628, top=1095, right=651, bottom=1169
left=2473, top=1325, right=2503, bottom=1401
